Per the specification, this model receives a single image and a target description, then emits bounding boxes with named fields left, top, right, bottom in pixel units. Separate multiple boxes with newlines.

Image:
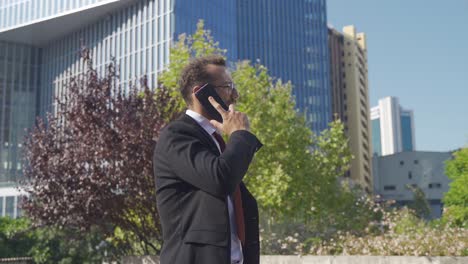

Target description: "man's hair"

left=178, top=55, right=226, bottom=105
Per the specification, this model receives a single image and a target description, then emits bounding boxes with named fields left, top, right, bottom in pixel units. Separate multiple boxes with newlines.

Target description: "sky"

left=327, top=0, right=468, bottom=152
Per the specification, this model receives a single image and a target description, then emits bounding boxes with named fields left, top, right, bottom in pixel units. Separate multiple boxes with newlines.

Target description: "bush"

left=0, top=217, right=116, bottom=263
left=260, top=195, right=468, bottom=256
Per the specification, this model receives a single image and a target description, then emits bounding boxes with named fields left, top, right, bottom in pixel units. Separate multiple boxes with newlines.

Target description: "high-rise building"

left=0, top=0, right=332, bottom=217
left=0, top=0, right=239, bottom=218
left=328, top=25, right=372, bottom=193
left=371, top=96, right=415, bottom=156
left=237, top=0, right=332, bottom=133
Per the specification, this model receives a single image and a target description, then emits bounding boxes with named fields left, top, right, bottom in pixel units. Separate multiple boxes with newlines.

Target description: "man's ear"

left=192, top=85, right=202, bottom=94
left=190, top=86, right=201, bottom=107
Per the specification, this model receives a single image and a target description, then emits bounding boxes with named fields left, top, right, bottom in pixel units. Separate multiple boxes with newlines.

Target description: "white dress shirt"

left=185, top=110, right=243, bottom=264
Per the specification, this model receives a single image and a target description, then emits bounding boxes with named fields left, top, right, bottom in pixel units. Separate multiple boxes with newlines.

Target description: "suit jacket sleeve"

left=163, top=128, right=262, bottom=198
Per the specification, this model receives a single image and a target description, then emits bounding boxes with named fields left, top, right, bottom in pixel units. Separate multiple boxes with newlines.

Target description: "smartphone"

left=194, top=83, right=229, bottom=123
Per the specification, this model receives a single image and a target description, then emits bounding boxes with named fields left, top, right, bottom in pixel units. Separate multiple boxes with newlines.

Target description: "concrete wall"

left=122, top=255, right=468, bottom=264
left=373, top=150, right=452, bottom=219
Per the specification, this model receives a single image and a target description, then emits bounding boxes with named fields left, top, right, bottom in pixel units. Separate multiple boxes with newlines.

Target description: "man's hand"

left=208, top=96, right=250, bottom=136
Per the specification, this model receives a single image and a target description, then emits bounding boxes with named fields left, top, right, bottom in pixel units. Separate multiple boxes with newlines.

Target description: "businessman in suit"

left=153, top=55, right=263, bottom=264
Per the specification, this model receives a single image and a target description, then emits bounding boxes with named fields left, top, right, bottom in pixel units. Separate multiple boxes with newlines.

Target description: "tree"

left=443, top=147, right=468, bottom=227
left=406, top=184, right=431, bottom=219
left=22, top=46, right=178, bottom=256
left=0, top=217, right=33, bottom=258
left=0, top=216, right=116, bottom=263
left=160, top=20, right=353, bottom=226
left=232, top=61, right=314, bottom=217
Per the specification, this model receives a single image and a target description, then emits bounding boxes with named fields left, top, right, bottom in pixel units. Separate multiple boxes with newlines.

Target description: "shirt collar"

left=186, top=109, right=217, bottom=136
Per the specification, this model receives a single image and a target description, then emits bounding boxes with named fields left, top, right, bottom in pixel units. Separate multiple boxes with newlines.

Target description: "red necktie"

left=212, top=132, right=246, bottom=245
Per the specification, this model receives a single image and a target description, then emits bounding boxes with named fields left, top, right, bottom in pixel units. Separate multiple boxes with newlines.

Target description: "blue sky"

left=327, top=0, right=468, bottom=152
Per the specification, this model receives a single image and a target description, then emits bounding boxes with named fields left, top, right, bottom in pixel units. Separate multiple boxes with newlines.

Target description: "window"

left=408, top=171, right=412, bottom=179
left=6, top=196, right=14, bottom=218
left=414, top=160, right=419, bottom=165
left=429, top=183, right=442, bottom=189
left=400, top=161, right=404, bottom=166
left=0, top=197, right=3, bottom=216
left=384, top=185, right=396, bottom=191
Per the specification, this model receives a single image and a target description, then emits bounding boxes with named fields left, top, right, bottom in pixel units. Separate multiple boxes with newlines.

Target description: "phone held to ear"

left=194, top=83, right=229, bottom=123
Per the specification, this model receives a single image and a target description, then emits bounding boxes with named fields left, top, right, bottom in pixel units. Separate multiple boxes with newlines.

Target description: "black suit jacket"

left=153, top=114, right=262, bottom=264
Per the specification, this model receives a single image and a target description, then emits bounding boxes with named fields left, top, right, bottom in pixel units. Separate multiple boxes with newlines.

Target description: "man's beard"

left=226, top=98, right=237, bottom=107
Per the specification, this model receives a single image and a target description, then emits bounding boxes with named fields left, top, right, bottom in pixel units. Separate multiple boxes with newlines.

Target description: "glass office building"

left=0, top=42, right=40, bottom=185
left=0, top=41, right=38, bottom=218
left=372, top=118, right=382, bottom=156
left=0, top=0, right=115, bottom=29
left=237, top=0, right=331, bottom=132
left=0, top=0, right=238, bottom=218
left=173, top=0, right=238, bottom=62
left=371, top=97, right=415, bottom=157
left=0, top=0, right=331, bottom=217
left=400, top=113, right=414, bottom=152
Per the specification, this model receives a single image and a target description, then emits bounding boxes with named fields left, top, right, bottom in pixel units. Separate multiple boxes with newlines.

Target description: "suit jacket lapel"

left=178, top=113, right=221, bottom=155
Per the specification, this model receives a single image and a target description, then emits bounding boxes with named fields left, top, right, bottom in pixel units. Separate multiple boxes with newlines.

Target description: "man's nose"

left=232, top=88, right=239, bottom=100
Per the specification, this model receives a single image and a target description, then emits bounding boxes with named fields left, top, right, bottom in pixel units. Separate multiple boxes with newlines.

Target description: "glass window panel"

left=157, top=16, right=161, bottom=42
left=16, top=202, right=22, bottom=217
left=6, top=196, right=14, bottom=218
left=0, top=197, right=3, bottom=216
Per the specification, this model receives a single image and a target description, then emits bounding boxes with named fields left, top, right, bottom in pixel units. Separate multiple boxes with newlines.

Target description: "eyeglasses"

left=214, top=82, right=236, bottom=92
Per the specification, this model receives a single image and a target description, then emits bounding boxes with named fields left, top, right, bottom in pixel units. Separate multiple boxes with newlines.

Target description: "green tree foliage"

left=406, top=184, right=431, bottom=219
left=0, top=217, right=33, bottom=258
left=0, top=217, right=115, bottom=263
left=160, top=20, right=354, bottom=228
left=443, top=147, right=468, bottom=227
left=232, top=61, right=313, bottom=217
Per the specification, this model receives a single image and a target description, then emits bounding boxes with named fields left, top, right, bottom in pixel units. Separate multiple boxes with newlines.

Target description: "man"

left=153, top=55, right=262, bottom=264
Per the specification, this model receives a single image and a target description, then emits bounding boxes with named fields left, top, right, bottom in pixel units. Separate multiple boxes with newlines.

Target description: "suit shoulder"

left=157, top=118, right=204, bottom=149
left=159, top=118, right=193, bottom=138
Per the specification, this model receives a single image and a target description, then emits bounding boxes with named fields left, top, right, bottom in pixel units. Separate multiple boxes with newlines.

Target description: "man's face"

left=206, top=64, right=239, bottom=106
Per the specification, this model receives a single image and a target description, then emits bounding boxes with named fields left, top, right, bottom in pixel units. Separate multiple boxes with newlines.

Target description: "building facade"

left=328, top=27, right=344, bottom=122
left=0, top=0, right=239, bottom=218
left=371, top=96, right=415, bottom=156
left=0, top=0, right=119, bottom=29
left=1, top=0, right=332, bottom=217
left=329, top=25, right=372, bottom=193
left=237, top=0, right=331, bottom=133
left=373, top=151, right=453, bottom=219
